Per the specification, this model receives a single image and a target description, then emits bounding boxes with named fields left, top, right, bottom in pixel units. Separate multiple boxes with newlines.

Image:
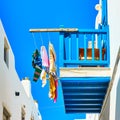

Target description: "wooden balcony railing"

left=59, top=27, right=110, bottom=67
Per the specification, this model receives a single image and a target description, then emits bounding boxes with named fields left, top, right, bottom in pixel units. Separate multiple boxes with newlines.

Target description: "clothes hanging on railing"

left=54, top=78, right=58, bottom=103
left=40, top=46, right=50, bottom=87
left=40, top=69, right=47, bottom=87
left=48, top=72, right=58, bottom=103
left=32, top=43, right=58, bottom=103
left=49, top=42, right=56, bottom=72
left=41, top=46, right=50, bottom=68
left=32, top=49, right=42, bottom=82
left=48, top=42, right=58, bottom=103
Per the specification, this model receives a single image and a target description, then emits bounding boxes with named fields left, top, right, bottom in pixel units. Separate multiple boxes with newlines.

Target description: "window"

left=21, top=107, right=25, bottom=120
left=3, top=107, right=10, bottom=120
left=4, top=37, right=9, bottom=67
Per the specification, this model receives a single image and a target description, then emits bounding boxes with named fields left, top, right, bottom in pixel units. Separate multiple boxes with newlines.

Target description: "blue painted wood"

left=61, top=76, right=110, bottom=113
left=68, top=34, right=71, bottom=60
left=84, top=34, right=87, bottom=60
left=76, top=34, right=79, bottom=60
left=65, top=102, right=102, bottom=105
left=63, top=93, right=105, bottom=96
left=91, top=34, right=95, bottom=60
left=66, top=109, right=101, bottom=113
left=105, top=0, right=108, bottom=25
left=63, top=89, right=106, bottom=94
left=59, top=0, right=110, bottom=113
left=63, top=59, right=109, bottom=66
left=62, top=86, right=107, bottom=89
left=64, top=98, right=104, bottom=102
left=99, top=34, right=102, bottom=61
left=102, top=0, right=108, bottom=26
left=66, top=108, right=101, bottom=110
left=106, top=25, right=110, bottom=65
left=66, top=108, right=100, bottom=111
left=77, top=29, right=107, bottom=33
left=60, top=77, right=110, bottom=82
left=65, top=105, right=102, bottom=110
left=59, top=32, right=64, bottom=67
left=65, top=100, right=103, bottom=104
left=59, top=27, right=109, bottom=67
left=66, top=110, right=101, bottom=113
left=64, top=94, right=105, bottom=99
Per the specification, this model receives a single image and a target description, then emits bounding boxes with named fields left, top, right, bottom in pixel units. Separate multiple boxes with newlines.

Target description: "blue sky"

left=0, top=0, right=98, bottom=119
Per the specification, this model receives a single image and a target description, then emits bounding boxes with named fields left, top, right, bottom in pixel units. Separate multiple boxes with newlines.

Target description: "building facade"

left=0, top=20, right=42, bottom=120
left=99, top=0, right=120, bottom=119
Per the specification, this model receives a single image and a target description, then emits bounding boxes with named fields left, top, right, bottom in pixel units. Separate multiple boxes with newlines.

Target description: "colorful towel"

left=41, top=46, right=50, bottom=67
left=40, top=69, right=47, bottom=87
left=49, top=42, right=56, bottom=73
left=33, top=65, right=42, bottom=82
left=32, top=49, right=42, bottom=82
left=32, top=49, right=42, bottom=68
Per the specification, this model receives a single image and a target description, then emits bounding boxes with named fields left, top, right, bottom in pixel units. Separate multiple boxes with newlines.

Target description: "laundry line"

left=29, top=28, right=78, bottom=32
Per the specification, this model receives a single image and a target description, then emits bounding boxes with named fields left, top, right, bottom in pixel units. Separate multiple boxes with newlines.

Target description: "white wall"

left=99, top=95, right=110, bottom=120
left=108, top=0, right=120, bottom=119
left=99, top=0, right=120, bottom=119
left=115, top=69, right=120, bottom=120
left=109, top=56, right=120, bottom=120
left=108, top=0, right=120, bottom=70
left=0, top=20, right=42, bottom=120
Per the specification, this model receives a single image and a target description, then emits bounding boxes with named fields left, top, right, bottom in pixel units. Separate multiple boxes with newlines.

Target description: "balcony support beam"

left=29, top=28, right=78, bottom=32
left=60, top=67, right=111, bottom=78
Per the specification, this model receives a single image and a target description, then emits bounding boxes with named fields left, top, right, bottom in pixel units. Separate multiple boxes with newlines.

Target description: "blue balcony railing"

left=59, top=26, right=110, bottom=67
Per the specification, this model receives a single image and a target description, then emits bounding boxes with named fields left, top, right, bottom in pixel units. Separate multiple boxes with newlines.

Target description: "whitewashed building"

left=0, top=20, right=42, bottom=120
left=86, top=0, right=120, bottom=119
left=99, top=0, right=120, bottom=119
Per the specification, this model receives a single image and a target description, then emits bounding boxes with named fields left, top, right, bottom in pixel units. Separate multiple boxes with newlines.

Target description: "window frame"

left=4, top=37, right=9, bottom=68
left=21, top=107, right=26, bottom=120
left=3, top=107, right=11, bottom=120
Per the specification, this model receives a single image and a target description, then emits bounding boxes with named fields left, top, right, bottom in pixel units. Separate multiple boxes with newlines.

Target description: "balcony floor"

left=60, top=76, right=111, bottom=113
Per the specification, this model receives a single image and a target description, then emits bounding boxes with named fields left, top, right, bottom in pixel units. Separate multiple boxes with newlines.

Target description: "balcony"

left=59, top=27, right=110, bottom=67
left=29, top=0, right=110, bottom=114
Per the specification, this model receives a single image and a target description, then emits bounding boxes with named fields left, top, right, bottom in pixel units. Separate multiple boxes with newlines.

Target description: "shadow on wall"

left=115, top=77, right=120, bottom=120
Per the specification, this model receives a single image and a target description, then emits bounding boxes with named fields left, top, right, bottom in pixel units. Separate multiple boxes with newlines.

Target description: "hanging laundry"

left=51, top=72, right=58, bottom=103
left=32, top=49, right=42, bottom=68
left=40, top=46, right=49, bottom=87
left=48, top=72, right=58, bottom=102
left=54, top=79, right=58, bottom=103
left=33, top=65, right=42, bottom=82
left=49, top=42, right=56, bottom=73
left=32, top=49, right=42, bottom=82
left=48, top=73, right=56, bottom=99
left=41, top=46, right=50, bottom=68
left=40, top=69, right=47, bottom=87
left=48, top=42, right=58, bottom=102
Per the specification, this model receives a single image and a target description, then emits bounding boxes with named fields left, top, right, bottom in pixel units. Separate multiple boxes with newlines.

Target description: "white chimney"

left=21, top=77, right=31, bottom=98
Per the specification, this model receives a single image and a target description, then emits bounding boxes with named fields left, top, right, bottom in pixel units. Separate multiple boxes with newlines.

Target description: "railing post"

left=59, top=32, right=64, bottom=67
left=68, top=34, right=72, bottom=60
left=92, top=34, right=95, bottom=60
left=102, top=0, right=108, bottom=27
left=84, top=34, right=87, bottom=60
left=76, top=33, right=79, bottom=60
left=106, top=25, right=110, bottom=66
